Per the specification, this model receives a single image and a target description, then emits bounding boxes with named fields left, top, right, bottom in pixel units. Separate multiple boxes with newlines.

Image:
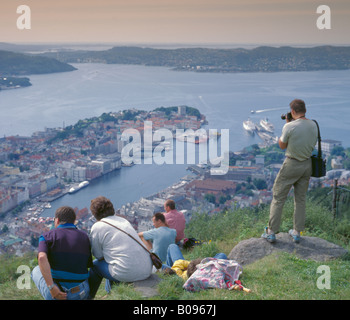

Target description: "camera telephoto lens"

left=281, top=112, right=292, bottom=121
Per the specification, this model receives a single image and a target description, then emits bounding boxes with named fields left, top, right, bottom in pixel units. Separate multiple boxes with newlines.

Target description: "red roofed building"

left=185, top=178, right=236, bottom=199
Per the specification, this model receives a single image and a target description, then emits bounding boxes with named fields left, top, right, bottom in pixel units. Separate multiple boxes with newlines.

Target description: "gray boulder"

left=228, top=232, right=348, bottom=266
left=132, top=273, right=163, bottom=298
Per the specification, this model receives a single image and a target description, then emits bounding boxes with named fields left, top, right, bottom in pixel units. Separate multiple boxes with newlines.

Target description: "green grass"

left=1, top=198, right=349, bottom=300
left=0, top=253, right=41, bottom=300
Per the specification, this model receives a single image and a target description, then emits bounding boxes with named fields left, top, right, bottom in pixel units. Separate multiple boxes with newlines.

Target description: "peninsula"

left=0, top=50, right=76, bottom=91
left=0, top=105, right=206, bottom=215
left=0, top=50, right=76, bottom=75
left=40, top=45, right=350, bottom=73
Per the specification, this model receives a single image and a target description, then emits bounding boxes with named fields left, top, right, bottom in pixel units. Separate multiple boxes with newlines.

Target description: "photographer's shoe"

left=289, top=229, right=301, bottom=243
left=261, top=227, right=276, bottom=243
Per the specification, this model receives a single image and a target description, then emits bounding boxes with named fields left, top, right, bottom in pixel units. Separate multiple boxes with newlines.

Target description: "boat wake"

left=254, top=106, right=286, bottom=113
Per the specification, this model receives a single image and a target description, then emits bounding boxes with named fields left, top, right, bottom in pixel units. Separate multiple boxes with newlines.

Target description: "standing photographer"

left=262, top=99, right=318, bottom=243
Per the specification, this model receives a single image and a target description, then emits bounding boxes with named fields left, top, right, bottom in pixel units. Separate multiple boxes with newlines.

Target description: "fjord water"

left=1, top=63, right=349, bottom=215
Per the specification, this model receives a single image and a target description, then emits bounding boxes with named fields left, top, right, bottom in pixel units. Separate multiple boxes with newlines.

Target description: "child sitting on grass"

left=162, top=244, right=227, bottom=280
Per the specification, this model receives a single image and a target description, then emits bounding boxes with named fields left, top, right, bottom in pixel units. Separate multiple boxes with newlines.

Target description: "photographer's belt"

left=286, top=156, right=310, bottom=162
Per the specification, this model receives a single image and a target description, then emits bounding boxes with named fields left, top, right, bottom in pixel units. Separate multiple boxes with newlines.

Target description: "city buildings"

left=1, top=107, right=349, bottom=256
left=0, top=106, right=202, bottom=215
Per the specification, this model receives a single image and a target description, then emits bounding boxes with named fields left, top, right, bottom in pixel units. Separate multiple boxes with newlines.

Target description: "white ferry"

left=243, top=119, right=256, bottom=134
left=260, top=118, right=274, bottom=133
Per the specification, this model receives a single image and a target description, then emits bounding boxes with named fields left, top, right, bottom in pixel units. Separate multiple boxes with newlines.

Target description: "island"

left=0, top=76, right=32, bottom=91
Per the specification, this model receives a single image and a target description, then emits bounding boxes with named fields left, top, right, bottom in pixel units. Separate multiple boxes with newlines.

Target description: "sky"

left=0, top=0, right=349, bottom=45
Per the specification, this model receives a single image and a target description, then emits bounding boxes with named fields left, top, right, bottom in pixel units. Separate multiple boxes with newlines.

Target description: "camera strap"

left=101, top=220, right=150, bottom=254
left=312, top=120, right=322, bottom=158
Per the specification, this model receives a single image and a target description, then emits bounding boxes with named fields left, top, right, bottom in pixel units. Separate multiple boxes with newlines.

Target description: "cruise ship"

left=68, top=181, right=89, bottom=194
left=243, top=119, right=256, bottom=134
left=260, top=118, right=274, bottom=133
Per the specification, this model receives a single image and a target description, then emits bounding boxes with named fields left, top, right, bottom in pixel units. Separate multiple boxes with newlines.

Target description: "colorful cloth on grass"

left=183, top=258, right=242, bottom=292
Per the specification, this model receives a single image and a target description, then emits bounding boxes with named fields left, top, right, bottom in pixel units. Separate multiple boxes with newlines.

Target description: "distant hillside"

left=41, top=45, right=350, bottom=73
left=0, top=50, right=76, bottom=76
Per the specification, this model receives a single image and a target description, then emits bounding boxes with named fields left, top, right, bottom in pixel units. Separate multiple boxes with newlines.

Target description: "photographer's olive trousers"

left=269, top=157, right=312, bottom=233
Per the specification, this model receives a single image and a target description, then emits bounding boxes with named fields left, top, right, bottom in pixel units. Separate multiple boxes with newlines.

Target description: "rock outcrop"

left=133, top=273, right=163, bottom=298
left=228, top=232, right=348, bottom=266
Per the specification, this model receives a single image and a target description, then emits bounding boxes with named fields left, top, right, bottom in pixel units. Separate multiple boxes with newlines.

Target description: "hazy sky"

left=1, top=0, right=349, bottom=45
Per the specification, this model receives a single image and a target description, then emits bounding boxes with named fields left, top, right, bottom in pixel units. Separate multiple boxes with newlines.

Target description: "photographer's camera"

left=281, top=112, right=293, bottom=121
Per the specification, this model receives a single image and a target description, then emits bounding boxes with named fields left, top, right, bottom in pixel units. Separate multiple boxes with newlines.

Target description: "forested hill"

left=0, top=50, right=76, bottom=76
left=41, top=45, right=350, bottom=73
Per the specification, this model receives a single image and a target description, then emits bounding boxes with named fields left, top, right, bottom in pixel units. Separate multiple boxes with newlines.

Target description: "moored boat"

left=243, top=119, right=256, bottom=134
left=260, top=118, right=274, bottom=133
left=69, top=181, right=90, bottom=194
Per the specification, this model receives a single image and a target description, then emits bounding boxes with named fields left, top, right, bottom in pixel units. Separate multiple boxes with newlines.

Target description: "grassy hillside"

left=1, top=198, right=349, bottom=300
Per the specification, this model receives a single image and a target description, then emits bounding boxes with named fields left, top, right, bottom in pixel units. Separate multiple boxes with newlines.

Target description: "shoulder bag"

left=101, top=220, right=163, bottom=269
left=311, top=120, right=327, bottom=178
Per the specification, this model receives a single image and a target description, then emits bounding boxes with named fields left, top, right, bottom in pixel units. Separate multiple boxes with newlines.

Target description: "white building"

left=321, top=139, right=342, bottom=156
left=72, top=166, right=87, bottom=182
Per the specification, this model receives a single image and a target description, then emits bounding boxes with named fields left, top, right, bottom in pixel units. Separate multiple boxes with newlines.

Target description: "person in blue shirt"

left=31, top=206, right=93, bottom=300
left=138, top=212, right=176, bottom=262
